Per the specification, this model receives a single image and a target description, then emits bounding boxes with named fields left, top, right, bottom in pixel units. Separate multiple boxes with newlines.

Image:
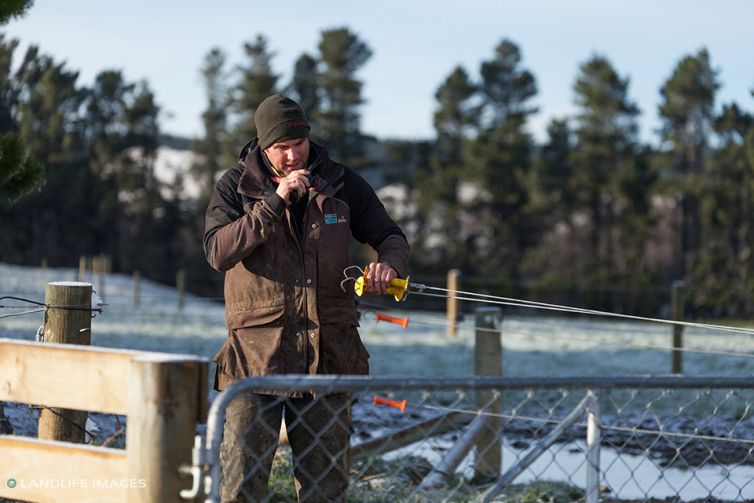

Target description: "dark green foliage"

left=414, top=65, right=477, bottom=271
left=466, top=40, right=537, bottom=279
left=691, top=103, right=754, bottom=316
left=287, top=53, right=321, bottom=134
left=229, top=34, right=279, bottom=148
left=0, top=0, right=33, bottom=24
left=191, top=47, right=229, bottom=204
left=568, top=55, right=648, bottom=286
left=0, top=33, right=45, bottom=205
left=316, top=27, right=372, bottom=167
left=658, top=48, right=720, bottom=281
left=0, top=131, right=44, bottom=203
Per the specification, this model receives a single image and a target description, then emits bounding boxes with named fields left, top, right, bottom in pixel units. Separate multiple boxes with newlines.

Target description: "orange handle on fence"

left=373, top=394, right=407, bottom=413
left=375, top=312, right=410, bottom=330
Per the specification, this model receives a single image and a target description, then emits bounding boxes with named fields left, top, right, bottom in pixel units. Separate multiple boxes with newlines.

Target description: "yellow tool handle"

left=353, top=266, right=409, bottom=302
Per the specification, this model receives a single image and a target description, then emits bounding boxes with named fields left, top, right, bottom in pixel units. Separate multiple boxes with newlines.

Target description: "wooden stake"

left=133, top=270, right=142, bottom=311
left=447, top=269, right=461, bottom=337
left=672, top=281, right=685, bottom=374
left=127, top=355, right=207, bottom=502
left=37, top=282, right=92, bottom=443
left=176, top=269, right=186, bottom=311
left=474, top=306, right=503, bottom=478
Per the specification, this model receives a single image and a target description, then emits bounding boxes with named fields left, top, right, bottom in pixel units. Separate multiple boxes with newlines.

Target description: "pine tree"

left=9, top=48, right=85, bottom=263
left=0, top=35, right=20, bottom=132
left=465, top=39, right=537, bottom=281
left=532, top=119, right=576, bottom=220
left=0, top=132, right=44, bottom=203
left=570, top=54, right=645, bottom=291
left=520, top=118, right=577, bottom=290
left=230, top=34, right=278, bottom=150
left=316, top=27, right=372, bottom=167
left=287, top=53, right=321, bottom=134
left=0, top=0, right=34, bottom=24
left=693, top=103, right=754, bottom=315
left=414, top=66, right=477, bottom=270
left=0, top=34, right=45, bottom=205
left=658, top=48, right=720, bottom=280
left=192, top=47, right=229, bottom=204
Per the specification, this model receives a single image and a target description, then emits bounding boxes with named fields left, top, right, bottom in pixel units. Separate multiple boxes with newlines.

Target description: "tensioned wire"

left=365, top=314, right=754, bottom=360
left=409, top=285, right=754, bottom=336
left=359, top=303, right=754, bottom=360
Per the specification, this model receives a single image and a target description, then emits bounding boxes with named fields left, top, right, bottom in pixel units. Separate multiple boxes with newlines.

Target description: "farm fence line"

left=187, top=375, right=754, bottom=502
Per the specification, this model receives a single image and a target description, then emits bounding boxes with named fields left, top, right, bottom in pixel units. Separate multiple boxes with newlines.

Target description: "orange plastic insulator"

left=373, top=394, right=407, bottom=413
left=375, top=312, right=409, bottom=330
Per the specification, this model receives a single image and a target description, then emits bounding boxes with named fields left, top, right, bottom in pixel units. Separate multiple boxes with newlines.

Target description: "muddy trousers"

left=220, top=392, right=351, bottom=503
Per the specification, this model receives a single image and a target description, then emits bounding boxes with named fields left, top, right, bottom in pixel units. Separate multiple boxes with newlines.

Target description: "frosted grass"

left=4, top=261, right=754, bottom=377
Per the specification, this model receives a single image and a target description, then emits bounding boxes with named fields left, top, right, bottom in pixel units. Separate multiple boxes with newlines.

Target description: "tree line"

left=2, top=16, right=754, bottom=317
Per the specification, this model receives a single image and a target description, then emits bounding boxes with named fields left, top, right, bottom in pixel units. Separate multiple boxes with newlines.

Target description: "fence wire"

left=199, top=376, right=754, bottom=502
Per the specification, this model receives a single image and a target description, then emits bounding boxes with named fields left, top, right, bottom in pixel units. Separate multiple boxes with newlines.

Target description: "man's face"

left=264, top=137, right=310, bottom=175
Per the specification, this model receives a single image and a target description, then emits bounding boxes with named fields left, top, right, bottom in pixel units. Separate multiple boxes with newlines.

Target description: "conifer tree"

left=0, top=132, right=44, bottom=204
left=0, top=0, right=34, bottom=24
left=316, top=27, right=371, bottom=167
left=570, top=54, right=645, bottom=287
left=0, top=32, right=44, bottom=205
left=658, top=48, right=720, bottom=280
left=288, top=53, right=321, bottom=134
left=465, top=39, right=537, bottom=280
left=230, top=34, right=278, bottom=148
left=414, top=66, right=476, bottom=270
left=192, top=47, right=229, bottom=203
left=694, top=103, right=754, bottom=315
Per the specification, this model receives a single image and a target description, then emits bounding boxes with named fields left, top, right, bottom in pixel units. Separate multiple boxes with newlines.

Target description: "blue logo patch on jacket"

left=324, top=213, right=338, bottom=224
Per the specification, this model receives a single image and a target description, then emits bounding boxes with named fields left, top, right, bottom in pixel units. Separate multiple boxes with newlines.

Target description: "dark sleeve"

left=203, top=168, right=285, bottom=272
left=345, top=168, right=411, bottom=278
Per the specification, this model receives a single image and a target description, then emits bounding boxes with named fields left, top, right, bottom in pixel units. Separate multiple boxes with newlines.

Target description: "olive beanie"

left=254, top=94, right=311, bottom=149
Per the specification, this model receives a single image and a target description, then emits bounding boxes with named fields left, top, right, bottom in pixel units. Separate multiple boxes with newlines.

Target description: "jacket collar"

left=237, top=139, right=344, bottom=199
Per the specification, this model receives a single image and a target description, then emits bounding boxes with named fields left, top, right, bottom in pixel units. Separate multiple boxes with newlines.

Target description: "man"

left=203, top=94, right=410, bottom=502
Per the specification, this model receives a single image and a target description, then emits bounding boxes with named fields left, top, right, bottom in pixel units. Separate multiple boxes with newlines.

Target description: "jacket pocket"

left=318, top=324, right=370, bottom=375
left=227, top=304, right=285, bottom=329
left=215, top=306, right=287, bottom=388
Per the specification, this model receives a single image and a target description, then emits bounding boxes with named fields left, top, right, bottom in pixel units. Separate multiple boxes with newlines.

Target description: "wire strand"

left=0, top=307, right=45, bottom=319
left=412, top=288, right=754, bottom=336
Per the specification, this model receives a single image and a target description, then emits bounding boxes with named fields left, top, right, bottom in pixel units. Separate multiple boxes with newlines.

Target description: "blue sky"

left=4, top=0, right=754, bottom=144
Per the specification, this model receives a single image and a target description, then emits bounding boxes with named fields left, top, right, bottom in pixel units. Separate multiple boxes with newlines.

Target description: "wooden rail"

left=0, top=338, right=207, bottom=503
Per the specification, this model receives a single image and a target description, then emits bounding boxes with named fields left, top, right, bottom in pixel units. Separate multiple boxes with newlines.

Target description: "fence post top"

left=47, top=281, right=92, bottom=287
left=131, top=354, right=209, bottom=365
left=475, top=306, right=502, bottom=314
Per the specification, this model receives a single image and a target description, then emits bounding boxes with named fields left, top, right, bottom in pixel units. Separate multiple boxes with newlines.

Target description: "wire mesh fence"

left=197, top=376, right=754, bottom=503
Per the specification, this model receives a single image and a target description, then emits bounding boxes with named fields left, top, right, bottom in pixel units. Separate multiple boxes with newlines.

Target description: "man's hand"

left=366, top=262, right=397, bottom=295
left=275, top=170, right=311, bottom=204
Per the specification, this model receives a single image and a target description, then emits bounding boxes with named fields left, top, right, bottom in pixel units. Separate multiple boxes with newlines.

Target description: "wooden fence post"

left=78, top=256, right=87, bottom=282
left=474, top=306, right=503, bottom=479
left=176, top=269, right=186, bottom=311
left=672, top=280, right=685, bottom=374
left=447, top=269, right=461, bottom=338
left=133, top=270, right=142, bottom=311
left=37, top=282, right=92, bottom=443
left=93, top=255, right=106, bottom=301
left=127, top=355, right=207, bottom=503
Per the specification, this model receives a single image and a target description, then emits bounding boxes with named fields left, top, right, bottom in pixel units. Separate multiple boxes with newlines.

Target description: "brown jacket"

left=204, top=140, right=410, bottom=390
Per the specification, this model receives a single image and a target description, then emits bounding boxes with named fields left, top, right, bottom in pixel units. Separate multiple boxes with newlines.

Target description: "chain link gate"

left=182, top=376, right=754, bottom=502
